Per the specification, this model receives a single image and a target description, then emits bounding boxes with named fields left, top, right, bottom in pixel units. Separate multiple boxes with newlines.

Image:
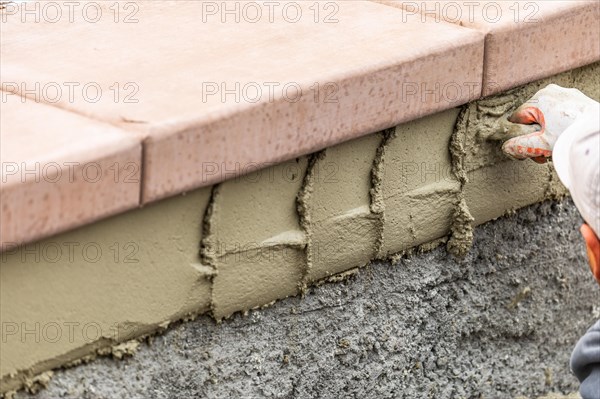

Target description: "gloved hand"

left=501, top=84, right=598, bottom=163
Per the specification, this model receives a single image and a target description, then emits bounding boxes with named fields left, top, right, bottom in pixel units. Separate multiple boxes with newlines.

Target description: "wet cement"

left=14, top=198, right=599, bottom=399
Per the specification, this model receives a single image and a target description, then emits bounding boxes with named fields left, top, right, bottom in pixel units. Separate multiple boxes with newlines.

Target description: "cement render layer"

left=13, top=199, right=600, bottom=399
left=0, top=189, right=213, bottom=393
left=1, top=63, right=599, bottom=394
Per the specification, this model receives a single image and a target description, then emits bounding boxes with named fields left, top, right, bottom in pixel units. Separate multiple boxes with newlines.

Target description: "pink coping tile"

left=376, top=1, right=600, bottom=96
left=0, top=94, right=142, bottom=249
left=1, top=1, right=484, bottom=203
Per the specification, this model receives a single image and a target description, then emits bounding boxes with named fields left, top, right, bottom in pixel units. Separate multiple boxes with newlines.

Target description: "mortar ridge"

left=370, top=128, right=396, bottom=259
left=199, top=184, right=221, bottom=319
left=447, top=105, right=476, bottom=257
left=296, top=151, right=326, bottom=294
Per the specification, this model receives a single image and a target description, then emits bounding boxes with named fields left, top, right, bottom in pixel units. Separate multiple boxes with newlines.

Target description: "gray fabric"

left=572, top=320, right=600, bottom=399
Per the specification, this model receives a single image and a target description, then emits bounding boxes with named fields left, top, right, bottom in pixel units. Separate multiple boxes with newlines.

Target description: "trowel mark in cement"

left=296, top=150, right=326, bottom=292
left=370, top=129, right=396, bottom=260
left=200, top=158, right=308, bottom=320
left=199, top=184, right=221, bottom=318
left=447, top=105, right=476, bottom=257
left=378, top=108, right=462, bottom=258
left=199, top=61, right=599, bottom=318
left=300, top=134, right=381, bottom=285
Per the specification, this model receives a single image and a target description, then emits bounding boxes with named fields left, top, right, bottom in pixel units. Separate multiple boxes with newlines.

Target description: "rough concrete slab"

left=13, top=198, right=599, bottom=399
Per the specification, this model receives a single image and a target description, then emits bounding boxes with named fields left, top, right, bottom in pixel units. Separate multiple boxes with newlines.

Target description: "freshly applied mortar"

left=1, top=62, right=599, bottom=395
left=369, top=129, right=395, bottom=259
left=202, top=158, right=308, bottom=319
left=194, top=63, right=600, bottom=324
left=12, top=199, right=599, bottom=399
left=379, top=108, right=462, bottom=258
left=302, top=134, right=382, bottom=284
left=446, top=61, right=600, bottom=251
left=0, top=188, right=213, bottom=393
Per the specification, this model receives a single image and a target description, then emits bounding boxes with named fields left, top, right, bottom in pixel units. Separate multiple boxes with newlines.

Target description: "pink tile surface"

left=376, top=1, right=600, bottom=96
left=1, top=0, right=484, bottom=203
left=0, top=94, right=142, bottom=249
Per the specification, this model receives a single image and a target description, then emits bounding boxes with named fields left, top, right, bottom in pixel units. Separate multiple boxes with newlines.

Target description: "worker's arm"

left=571, top=320, right=600, bottom=399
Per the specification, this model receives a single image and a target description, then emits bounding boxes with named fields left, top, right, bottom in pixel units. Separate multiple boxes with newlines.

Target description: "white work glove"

left=502, top=84, right=599, bottom=163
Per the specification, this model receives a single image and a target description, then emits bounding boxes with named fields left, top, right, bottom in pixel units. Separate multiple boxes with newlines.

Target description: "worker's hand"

left=501, top=84, right=596, bottom=163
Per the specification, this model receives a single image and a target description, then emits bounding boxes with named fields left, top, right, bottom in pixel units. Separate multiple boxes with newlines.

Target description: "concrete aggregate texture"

left=15, top=198, right=599, bottom=399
